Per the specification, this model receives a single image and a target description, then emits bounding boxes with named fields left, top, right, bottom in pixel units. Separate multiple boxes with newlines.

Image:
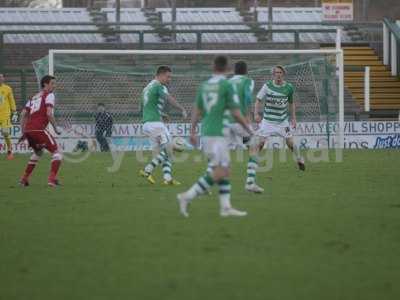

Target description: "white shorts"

left=142, top=122, right=171, bottom=148
left=226, top=123, right=250, bottom=148
left=256, top=120, right=293, bottom=139
left=202, top=137, right=230, bottom=168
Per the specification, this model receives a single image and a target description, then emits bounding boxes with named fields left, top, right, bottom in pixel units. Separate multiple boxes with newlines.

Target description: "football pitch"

left=0, top=150, right=399, bottom=300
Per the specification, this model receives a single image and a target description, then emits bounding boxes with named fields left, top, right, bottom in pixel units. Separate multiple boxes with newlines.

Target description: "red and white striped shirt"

left=24, top=91, right=55, bottom=131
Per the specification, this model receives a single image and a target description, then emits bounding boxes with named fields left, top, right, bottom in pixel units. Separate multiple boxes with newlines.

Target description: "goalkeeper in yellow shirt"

left=0, top=73, right=17, bottom=160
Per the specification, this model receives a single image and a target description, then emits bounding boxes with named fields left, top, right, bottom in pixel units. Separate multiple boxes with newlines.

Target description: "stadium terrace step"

left=343, top=60, right=384, bottom=66
left=344, top=46, right=400, bottom=113
left=354, top=98, right=400, bottom=103
left=345, top=71, right=392, bottom=77
left=342, top=46, right=373, bottom=50
left=343, top=49, right=376, bottom=55
left=353, top=95, right=400, bottom=101
left=344, top=55, right=380, bottom=61
left=345, top=77, right=399, bottom=82
left=364, top=66, right=390, bottom=71
left=346, top=81, right=400, bottom=88
left=348, top=87, right=400, bottom=93
left=368, top=104, right=400, bottom=109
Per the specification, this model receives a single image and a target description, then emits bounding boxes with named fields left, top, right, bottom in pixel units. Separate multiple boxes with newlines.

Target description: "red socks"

left=48, top=159, right=61, bottom=182
left=22, top=155, right=39, bottom=181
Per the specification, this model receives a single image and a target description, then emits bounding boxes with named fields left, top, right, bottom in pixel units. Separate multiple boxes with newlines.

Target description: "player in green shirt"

left=206, top=61, right=262, bottom=192
left=245, top=65, right=305, bottom=193
left=226, top=61, right=254, bottom=148
left=140, top=66, right=187, bottom=185
left=177, top=56, right=253, bottom=218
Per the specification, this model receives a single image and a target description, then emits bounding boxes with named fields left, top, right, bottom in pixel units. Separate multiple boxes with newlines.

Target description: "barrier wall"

left=1, top=121, right=400, bottom=153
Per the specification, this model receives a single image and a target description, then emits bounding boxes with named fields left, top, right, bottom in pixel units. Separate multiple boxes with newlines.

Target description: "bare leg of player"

left=286, top=137, right=305, bottom=171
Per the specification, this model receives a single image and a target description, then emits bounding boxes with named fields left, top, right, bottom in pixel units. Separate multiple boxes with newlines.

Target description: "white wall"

left=29, top=0, right=62, bottom=8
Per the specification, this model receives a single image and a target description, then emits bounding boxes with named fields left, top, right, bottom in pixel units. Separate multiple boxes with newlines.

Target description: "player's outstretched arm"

left=46, top=106, right=61, bottom=135
left=254, top=98, right=263, bottom=123
left=9, top=87, right=16, bottom=113
left=8, top=88, right=18, bottom=123
left=190, top=106, right=201, bottom=146
left=18, top=109, right=29, bottom=143
left=244, top=79, right=254, bottom=123
left=231, top=108, right=253, bottom=136
left=244, top=110, right=251, bottom=124
left=19, top=109, right=28, bottom=134
left=167, top=95, right=188, bottom=119
left=289, top=102, right=297, bottom=129
left=161, top=112, right=171, bottom=122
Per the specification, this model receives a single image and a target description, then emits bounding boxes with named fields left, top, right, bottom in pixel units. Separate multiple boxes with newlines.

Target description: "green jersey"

left=195, top=75, right=240, bottom=137
left=141, top=79, right=170, bottom=123
left=223, top=75, right=254, bottom=124
left=229, top=75, right=254, bottom=116
left=256, top=80, right=294, bottom=124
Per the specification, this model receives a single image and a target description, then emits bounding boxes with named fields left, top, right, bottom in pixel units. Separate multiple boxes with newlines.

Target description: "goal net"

left=32, top=50, right=344, bottom=152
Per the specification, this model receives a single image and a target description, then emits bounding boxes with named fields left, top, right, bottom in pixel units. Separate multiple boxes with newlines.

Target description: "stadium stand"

left=0, top=8, right=103, bottom=43
left=0, top=7, right=352, bottom=44
left=259, top=0, right=319, bottom=7
left=255, top=7, right=352, bottom=43
left=344, top=46, right=400, bottom=110
left=101, top=8, right=160, bottom=43
left=155, top=7, right=257, bottom=43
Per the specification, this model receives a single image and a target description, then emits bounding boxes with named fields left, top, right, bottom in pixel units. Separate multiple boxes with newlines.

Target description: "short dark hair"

left=214, top=56, right=228, bottom=73
left=97, top=103, right=105, bottom=107
left=235, top=61, right=248, bottom=75
left=156, top=66, right=172, bottom=75
left=40, top=75, right=55, bottom=88
left=273, top=65, right=286, bottom=74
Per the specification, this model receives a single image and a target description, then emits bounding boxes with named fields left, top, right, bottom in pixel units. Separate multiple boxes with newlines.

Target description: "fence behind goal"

left=32, top=50, right=343, bottom=151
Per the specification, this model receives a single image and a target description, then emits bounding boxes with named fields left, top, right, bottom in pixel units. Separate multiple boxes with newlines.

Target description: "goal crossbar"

left=48, top=49, right=343, bottom=74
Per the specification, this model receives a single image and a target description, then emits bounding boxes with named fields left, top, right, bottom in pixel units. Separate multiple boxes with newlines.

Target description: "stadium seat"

left=101, top=8, right=160, bottom=43
left=255, top=7, right=352, bottom=43
left=0, top=8, right=104, bottom=43
left=155, top=7, right=257, bottom=43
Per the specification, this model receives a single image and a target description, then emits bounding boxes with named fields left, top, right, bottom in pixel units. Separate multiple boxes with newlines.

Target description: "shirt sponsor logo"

left=266, top=96, right=288, bottom=106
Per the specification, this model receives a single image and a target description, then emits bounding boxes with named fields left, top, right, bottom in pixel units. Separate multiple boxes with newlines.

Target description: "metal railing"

left=0, top=27, right=339, bottom=71
left=347, top=22, right=383, bottom=58
left=383, top=18, right=400, bottom=77
left=0, top=21, right=379, bottom=26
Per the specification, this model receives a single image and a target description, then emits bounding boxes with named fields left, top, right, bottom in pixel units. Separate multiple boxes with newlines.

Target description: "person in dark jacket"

left=95, top=103, right=113, bottom=152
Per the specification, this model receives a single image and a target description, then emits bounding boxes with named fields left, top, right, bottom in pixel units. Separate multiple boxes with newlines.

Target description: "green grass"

left=0, top=150, right=400, bottom=300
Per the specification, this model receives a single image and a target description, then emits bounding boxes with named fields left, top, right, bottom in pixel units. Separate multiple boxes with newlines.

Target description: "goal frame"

left=47, top=48, right=345, bottom=149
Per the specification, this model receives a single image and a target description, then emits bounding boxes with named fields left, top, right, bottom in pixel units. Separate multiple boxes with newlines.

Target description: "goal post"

left=34, top=48, right=345, bottom=151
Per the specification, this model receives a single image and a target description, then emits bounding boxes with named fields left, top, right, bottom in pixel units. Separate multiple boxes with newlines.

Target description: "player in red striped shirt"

left=19, top=75, right=63, bottom=187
